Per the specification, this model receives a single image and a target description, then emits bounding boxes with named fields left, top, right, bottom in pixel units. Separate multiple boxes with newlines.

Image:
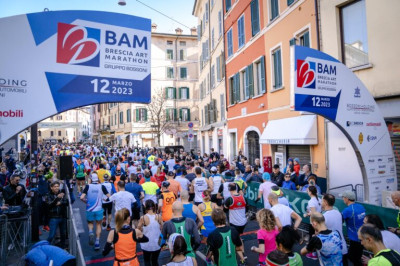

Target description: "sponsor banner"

left=292, top=46, right=397, bottom=205
left=244, top=183, right=398, bottom=228
left=0, top=11, right=151, bottom=144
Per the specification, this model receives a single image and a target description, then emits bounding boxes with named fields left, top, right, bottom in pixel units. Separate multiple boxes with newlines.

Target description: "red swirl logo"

left=297, top=60, right=316, bottom=88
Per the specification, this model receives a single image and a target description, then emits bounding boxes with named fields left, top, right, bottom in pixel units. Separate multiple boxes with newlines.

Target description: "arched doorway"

left=247, top=131, right=260, bottom=165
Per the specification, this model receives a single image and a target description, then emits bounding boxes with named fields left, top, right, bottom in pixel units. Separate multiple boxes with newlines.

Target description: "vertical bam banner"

left=0, top=11, right=151, bottom=145
left=291, top=45, right=396, bottom=205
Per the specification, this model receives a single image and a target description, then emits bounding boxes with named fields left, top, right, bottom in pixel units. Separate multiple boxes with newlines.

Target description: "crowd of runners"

left=1, top=143, right=400, bottom=266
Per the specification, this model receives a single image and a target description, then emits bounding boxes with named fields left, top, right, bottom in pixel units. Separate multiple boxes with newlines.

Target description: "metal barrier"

left=0, top=209, right=31, bottom=265
left=65, top=185, right=86, bottom=266
left=355, top=184, right=364, bottom=202
left=328, top=184, right=354, bottom=199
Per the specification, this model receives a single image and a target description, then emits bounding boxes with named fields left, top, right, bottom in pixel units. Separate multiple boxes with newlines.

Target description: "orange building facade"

left=224, top=0, right=327, bottom=179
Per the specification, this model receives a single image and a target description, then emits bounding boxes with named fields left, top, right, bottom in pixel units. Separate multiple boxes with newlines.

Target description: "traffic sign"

left=188, top=122, right=193, bottom=128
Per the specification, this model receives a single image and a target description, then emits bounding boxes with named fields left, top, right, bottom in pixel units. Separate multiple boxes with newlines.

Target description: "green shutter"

left=212, top=99, right=217, bottom=122
left=251, top=0, right=260, bottom=36
left=166, top=109, right=170, bottom=122
left=234, top=73, right=240, bottom=102
left=173, top=109, right=177, bottom=121
left=186, top=87, right=189, bottom=99
left=165, top=87, right=168, bottom=99
left=229, top=78, right=234, bottom=105
left=304, top=31, right=310, bottom=47
left=136, top=109, right=139, bottom=122
left=179, top=87, right=182, bottom=99
left=205, top=105, right=209, bottom=124
left=187, top=109, right=191, bottom=121
left=173, top=87, right=177, bottom=99
left=260, top=56, right=266, bottom=93
left=273, top=52, right=277, bottom=88
left=277, top=49, right=282, bottom=87
left=289, top=38, right=296, bottom=46
left=144, top=109, right=148, bottom=121
left=248, top=64, right=254, bottom=97
left=179, top=108, right=183, bottom=120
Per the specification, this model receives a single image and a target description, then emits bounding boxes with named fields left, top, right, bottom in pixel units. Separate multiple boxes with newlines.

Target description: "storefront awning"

left=260, top=115, right=318, bottom=145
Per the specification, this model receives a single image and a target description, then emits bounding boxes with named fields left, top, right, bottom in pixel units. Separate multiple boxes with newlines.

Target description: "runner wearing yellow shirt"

left=96, top=164, right=110, bottom=184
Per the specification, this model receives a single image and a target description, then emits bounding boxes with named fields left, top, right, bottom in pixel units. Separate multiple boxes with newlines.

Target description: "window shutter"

left=225, top=0, right=231, bottom=12
left=234, top=73, right=240, bottom=103
left=245, top=68, right=250, bottom=100
left=212, top=99, right=217, bottom=122
left=205, top=105, right=209, bottom=124
left=173, top=87, right=177, bottom=99
left=216, top=56, right=221, bottom=81
left=251, top=0, right=260, bottom=36
left=229, top=79, right=234, bottom=105
left=277, top=49, right=282, bottom=87
left=289, top=38, right=297, bottom=46
left=186, top=87, right=189, bottom=99
left=260, top=56, right=266, bottom=93
left=179, top=108, right=183, bottom=120
left=165, top=87, right=168, bottom=99
left=144, top=109, right=148, bottom=121
left=179, top=87, right=182, bottom=99
left=173, top=109, right=177, bottom=121
left=166, top=109, right=170, bottom=122
left=287, top=0, right=294, bottom=6
left=248, top=64, right=254, bottom=97
left=304, top=31, right=310, bottom=47
left=197, top=25, right=201, bottom=40
left=187, top=109, right=191, bottom=121
left=136, top=109, right=139, bottom=121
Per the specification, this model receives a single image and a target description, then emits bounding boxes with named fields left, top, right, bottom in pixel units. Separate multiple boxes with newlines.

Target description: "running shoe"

left=102, top=217, right=106, bottom=227
left=306, top=252, right=318, bottom=260
left=107, top=224, right=111, bottom=231
left=89, top=233, right=95, bottom=246
left=94, top=242, right=100, bottom=250
left=42, top=225, right=50, bottom=232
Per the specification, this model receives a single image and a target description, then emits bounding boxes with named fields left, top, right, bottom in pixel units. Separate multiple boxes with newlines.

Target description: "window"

left=180, top=108, right=191, bottom=122
left=166, top=87, right=176, bottom=99
left=166, top=49, right=173, bottom=60
left=220, top=93, right=225, bottom=120
left=255, top=56, right=266, bottom=94
left=179, top=87, right=189, bottom=99
left=229, top=73, right=240, bottom=104
left=200, top=82, right=204, bottom=99
left=250, top=0, right=260, bottom=36
left=270, top=0, right=279, bottom=21
left=166, top=67, right=174, bottom=78
left=299, top=31, right=310, bottom=47
left=225, top=0, right=231, bottom=12
left=211, top=28, right=215, bottom=51
left=218, top=11, right=222, bottom=38
left=227, top=28, right=233, bottom=57
left=179, top=49, right=186, bottom=60
left=240, top=69, right=247, bottom=100
left=114, top=114, right=117, bottom=125
left=119, top=111, right=123, bottom=124
left=38, top=131, right=41, bottom=137
left=272, top=48, right=282, bottom=89
left=127, top=109, right=131, bottom=122
left=202, top=109, right=204, bottom=126
left=111, top=115, right=113, bottom=126
left=287, top=0, right=295, bottom=5
left=237, top=15, right=245, bottom=48
left=205, top=3, right=209, bottom=24
left=211, top=0, right=215, bottom=8
left=167, top=40, right=173, bottom=45
left=217, top=56, right=221, bottom=82
left=341, top=0, right=369, bottom=68
left=179, top=41, right=186, bottom=46
left=166, top=108, right=177, bottom=122
left=211, top=65, right=216, bottom=89
left=180, top=67, right=187, bottom=79
left=245, top=63, right=254, bottom=99
left=51, top=131, right=54, bottom=137
left=58, top=130, right=61, bottom=136
left=136, top=108, right=147, bottom=122
left=56, top=115, right=62, bottom=120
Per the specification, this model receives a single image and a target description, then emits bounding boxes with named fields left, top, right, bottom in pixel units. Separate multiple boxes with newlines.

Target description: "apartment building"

left=193, top=0, right=228, bottom=155
left=318, top=0, right=400, bottom=189
left=38, top=107, right=91, bottom=143
left=91, top=26, right=199, bottom=149
left=224, top=0, right=326, bottom=178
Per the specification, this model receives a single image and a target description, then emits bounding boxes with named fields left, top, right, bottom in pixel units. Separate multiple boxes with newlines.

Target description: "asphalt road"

left=70, top=193, right=321, bottom=266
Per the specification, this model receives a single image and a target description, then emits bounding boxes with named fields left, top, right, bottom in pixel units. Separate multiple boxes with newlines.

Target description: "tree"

left=146, top=88, right=173, bottom=146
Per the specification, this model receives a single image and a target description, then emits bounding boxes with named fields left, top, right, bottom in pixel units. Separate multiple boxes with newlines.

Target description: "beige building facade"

left=193, top=0, right=228, bottom=156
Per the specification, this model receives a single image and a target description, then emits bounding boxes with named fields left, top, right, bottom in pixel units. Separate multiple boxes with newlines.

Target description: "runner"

left=224, top=183, right=247, bottom=235
left=109, top=181, right=136, bottom=217
left=125, top=174, right=145, bottom=228
left=181, top=190, right=204, bottom=229
left=80, top=173, right=110, bottom=250
left=198, top=189, right=217, bottom=238
left=209, top=166, right=224, bottom=206
left=166, top=234, right=198, bottom=266
left=101, top=173, right=116, bottom=231
left=190, top=167, right=210, bottom=206
left=102, top=208, right=149, bottom=266
left=74, top=157, right=86, bottom=194
left=158, top=181, right=177, bottom=222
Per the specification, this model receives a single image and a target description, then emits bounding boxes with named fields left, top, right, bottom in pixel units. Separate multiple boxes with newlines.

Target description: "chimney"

left=151, top=23, right=157, bottom=32
left=175, top=28, right=183, bottom=35
left=190, top=27, right=197, bottom=36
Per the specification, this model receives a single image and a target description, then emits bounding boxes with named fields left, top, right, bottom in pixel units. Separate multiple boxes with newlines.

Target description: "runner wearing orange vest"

left=158, top=181, right=177, bottom=222
left=102, top=208, right=149, bottom=266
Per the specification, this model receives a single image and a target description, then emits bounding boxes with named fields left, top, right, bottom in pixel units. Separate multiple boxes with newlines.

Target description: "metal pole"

left=30, top=123, right=38, bottom=164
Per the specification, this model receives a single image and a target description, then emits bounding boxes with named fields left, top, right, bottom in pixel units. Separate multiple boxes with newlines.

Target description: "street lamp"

left=118, top=0, right=126, bottom=6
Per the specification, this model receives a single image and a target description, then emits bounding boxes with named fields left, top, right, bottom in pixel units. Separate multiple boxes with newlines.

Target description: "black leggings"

left=142, top=249, right=161, bottom=266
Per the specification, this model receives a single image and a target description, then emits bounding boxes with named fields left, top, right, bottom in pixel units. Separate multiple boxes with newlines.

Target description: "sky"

left=0, top=0, right=198, bottom=34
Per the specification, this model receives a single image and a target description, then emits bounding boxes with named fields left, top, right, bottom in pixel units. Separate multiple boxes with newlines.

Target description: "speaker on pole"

left=58, top=156, right=73, bottom=180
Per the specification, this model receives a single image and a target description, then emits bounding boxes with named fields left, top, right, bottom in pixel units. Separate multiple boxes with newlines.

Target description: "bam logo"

left=297, top=60, right=316, bottom=89
left=57, top=22, right=100, bottom=67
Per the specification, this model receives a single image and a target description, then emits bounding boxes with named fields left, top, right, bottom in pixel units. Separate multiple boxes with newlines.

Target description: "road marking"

left=73, top=208, right=85, bottom=234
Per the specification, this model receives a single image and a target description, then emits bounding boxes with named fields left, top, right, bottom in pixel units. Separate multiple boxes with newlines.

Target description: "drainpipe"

left=314, top=0, right=321, bottom=50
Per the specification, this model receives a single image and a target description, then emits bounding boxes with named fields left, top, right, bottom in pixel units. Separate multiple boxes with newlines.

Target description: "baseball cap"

left=210, top=166, right=217, bottom=172
left=162, top=181, right=170, bottom=188
left=340, top=190, right=356, bottom=201
left=167, top=171, right=175, bottom=176
left=91, top=173, right=99, bottom=183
